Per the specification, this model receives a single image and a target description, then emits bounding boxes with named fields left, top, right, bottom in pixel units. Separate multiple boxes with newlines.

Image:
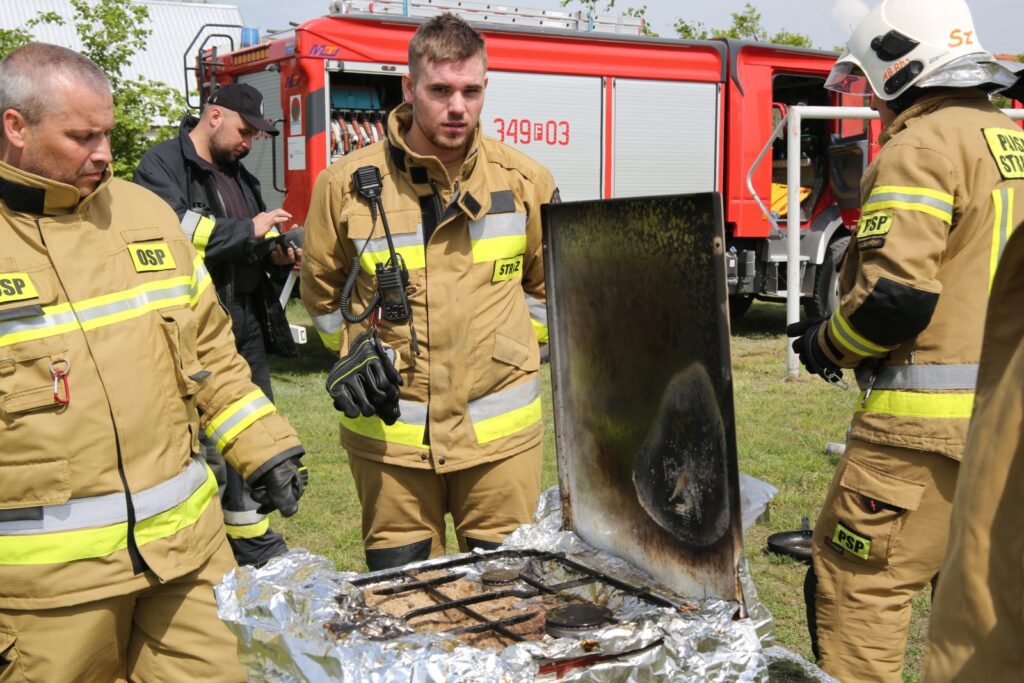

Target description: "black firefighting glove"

left=251, top=456, right=308, bottom=517
left=787, top=317, right=844, bottom=385
left=326, top=332, right=403, bottom=425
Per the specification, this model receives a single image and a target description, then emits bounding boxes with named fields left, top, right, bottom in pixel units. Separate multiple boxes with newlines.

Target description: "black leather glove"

left=787, top=317, right=844, bottom=385
left=250, top=457, right=307, bottom=517
left=326, top=332, right=403, bottom=425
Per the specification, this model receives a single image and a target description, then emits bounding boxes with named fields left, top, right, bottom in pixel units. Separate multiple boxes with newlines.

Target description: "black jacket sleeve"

left=133, top=145, right=260, bottom=266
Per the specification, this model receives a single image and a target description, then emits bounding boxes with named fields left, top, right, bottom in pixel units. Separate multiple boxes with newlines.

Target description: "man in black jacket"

left=135, top=83, right=300, bottom=567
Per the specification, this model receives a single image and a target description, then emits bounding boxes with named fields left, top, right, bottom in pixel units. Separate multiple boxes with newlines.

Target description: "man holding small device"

left=302, top=14, right=558, bottom=570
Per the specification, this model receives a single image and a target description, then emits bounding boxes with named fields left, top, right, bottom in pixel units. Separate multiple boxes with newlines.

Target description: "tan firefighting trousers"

left=0, top=538, right=243, bottom=683
left=349, top=444, right=542, bottom=558
left=810, top=439, right=958, bottom=683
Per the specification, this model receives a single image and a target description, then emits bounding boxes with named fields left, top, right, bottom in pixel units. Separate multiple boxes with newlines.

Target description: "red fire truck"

left=189, top=0, right=884, bottom=319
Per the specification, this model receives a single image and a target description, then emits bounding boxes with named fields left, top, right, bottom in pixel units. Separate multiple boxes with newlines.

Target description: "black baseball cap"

left=207, top=83, right=279, bottom=136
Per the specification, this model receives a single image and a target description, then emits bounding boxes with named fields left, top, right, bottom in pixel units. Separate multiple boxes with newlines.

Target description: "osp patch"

left=0, top=273, right=39, bottom=305
left=128, top=243, right=176, bottom=273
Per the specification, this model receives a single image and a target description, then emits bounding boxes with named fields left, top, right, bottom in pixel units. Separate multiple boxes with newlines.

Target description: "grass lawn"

left=269, top=299, right=930, bottom=681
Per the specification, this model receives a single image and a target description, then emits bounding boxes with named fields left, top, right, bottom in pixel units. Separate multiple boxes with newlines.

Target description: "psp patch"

left=831, top=521, right=872, bottom=560
left=857, top=210, right=893, bottom=250
left=983, top=127, right=1024, bottom=180
left=128, top=242, right=176, bottom=273
left=493, top=254, right=524, bottom=282
left=0, top=273, right=39, bottom=305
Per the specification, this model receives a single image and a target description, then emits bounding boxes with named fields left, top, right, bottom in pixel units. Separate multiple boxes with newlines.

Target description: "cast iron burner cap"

left=480, top=569, right=520, bottom=586
left=544, top=604, right=614, bottom=639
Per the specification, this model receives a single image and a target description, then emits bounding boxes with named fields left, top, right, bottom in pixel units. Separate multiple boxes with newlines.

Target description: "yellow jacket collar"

left=385, top=103, right=490, bottom=220
left=0, top=160, right=112, bottom=216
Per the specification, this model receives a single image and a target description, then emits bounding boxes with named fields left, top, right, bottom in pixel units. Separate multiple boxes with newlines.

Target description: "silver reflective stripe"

left=312, top=309, right=343, bottom=334
left=207, top=394, right=273, bottom=451
left=468, top=378, right=541, bottom=423
left=525, top=294, right=547, bottom=325
left=0, top=308, right=77, bottom=339
left=76, top=282, right=191, bottom=325
left=223, top=509, right=266, bottom=526
left=469, top=213, right=527, bottom=241
left=397, top=399, right=428, bottom=426
left=180, top=210, right=203, bottom=240
left=0, top=458, right=209, bottom=536
left=830, top=315, right=879, bottom=357
left=867, top=191, right=953, bottom=217
left=352, top=225, right=424, bottom=253
left=855, top=364, right=978, bottom=391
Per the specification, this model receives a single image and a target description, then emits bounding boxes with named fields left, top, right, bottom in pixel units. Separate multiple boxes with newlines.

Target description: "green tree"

left=698, top=3, right=814, bottom=47
left=0, top=0, right=183, bottom=179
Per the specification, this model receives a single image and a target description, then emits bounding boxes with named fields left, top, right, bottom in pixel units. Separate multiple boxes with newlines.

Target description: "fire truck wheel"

left=805, top=235, right=849, bottom=319
left=728, top=295, right=754, bottom=323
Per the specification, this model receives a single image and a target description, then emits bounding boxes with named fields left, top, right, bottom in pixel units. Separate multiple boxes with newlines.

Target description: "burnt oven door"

left=542, top=193, right=744, bottom=604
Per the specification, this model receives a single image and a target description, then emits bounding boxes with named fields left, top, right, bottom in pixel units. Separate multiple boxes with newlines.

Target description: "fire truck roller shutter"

left=237, top=71, right=286, bottom=211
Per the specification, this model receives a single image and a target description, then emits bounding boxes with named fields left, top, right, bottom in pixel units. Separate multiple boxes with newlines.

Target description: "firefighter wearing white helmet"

left=788, top=0, right=1024, bottom=680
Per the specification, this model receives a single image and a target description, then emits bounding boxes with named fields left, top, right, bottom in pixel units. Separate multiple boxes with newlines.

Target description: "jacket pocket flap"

left=492, top=332, right=539, bottom=372
left=840, top=459, right=924, bottom=511
left=0, top=267, right=59, bottom=319
left=348, top=210, right=422, bottom=239
left=120, top=226, right=165, bottom=243
left=0, top=459, right=71, bottom=509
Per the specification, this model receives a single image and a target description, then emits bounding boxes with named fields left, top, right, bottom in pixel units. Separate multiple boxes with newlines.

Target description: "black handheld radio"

left=341, top=166, right=419, bottom=352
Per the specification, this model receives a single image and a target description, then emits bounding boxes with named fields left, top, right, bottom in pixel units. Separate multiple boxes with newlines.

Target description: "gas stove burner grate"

left=348, top=549, right=674, bottom=646
left=544, top=604, right=615, bottom=639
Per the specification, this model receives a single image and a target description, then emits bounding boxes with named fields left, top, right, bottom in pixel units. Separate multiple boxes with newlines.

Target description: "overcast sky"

left=231, top=0, right=1021, bottom=55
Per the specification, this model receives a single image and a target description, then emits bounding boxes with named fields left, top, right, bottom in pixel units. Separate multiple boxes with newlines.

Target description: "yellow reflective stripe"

left=532, top=318, right=549, bottom=344
left=990, top=188, right=1015, bottom=290
left=190, top=256, right=212, bottom=306
left=856, top=389, right=975, bottom=419
left=225, top=517, right=271, bottom=539
left=205, top=390, right=276, bottom=452
left=191, top=215, right=216, bottom=257
left=864, top=185, right=954, bottom=224
left=0, top=467, right=217, bottom=566
left=358, top=245, right=426, bottom=275
left=317, top=328, right=342, bottom=353
left=341, top=413, right=429, bottom=449
left=471, top=234, right=527, bottom=264
left=73, top=276, right=191, bottom=331
left=829, top=309, right=894, bottom=358
left=473, top=395, right=542, bottom=444
left=0, top=303, right=78, bottom=347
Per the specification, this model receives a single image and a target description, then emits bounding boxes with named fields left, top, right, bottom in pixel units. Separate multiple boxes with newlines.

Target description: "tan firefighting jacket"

left=302, top=103, right=556, bottom=473
left=922, top=218, right=1024, bottom=682
left=818, top=89, right=1024, bottom=459
left=0, top=162, right=302, bottom=610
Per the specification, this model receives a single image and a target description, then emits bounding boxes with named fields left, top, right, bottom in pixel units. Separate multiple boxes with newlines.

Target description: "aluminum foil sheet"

left=217, top=488, right=794, bottom=682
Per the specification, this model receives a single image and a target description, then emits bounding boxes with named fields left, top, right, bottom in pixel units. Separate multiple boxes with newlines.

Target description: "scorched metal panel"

left=543, top=193, right=743, bottom=603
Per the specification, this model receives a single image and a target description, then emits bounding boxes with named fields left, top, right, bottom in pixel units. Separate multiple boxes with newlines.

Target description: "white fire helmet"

left=825, top=0, right=1018, bottom=100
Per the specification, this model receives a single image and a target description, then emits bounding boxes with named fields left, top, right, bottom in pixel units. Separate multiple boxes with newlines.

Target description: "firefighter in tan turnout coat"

left=302, top=14, right=556, bottom=570
left=787, top=1, right=1024, bottom=681
left=0, top=45, right=306, bottom=681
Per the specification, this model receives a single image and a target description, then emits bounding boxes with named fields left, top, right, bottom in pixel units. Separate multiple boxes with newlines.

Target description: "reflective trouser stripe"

left=470, top=213, right=527, bottom=263
left=342, top=399, right=429, bottom=449
left=855, top=364, right=978, bottom=391
left=354, top=225, right=426, bottom=274
left=829, top=308, right=896, bottom=359
left=856, top=390, right=975, bottom=419
left=991, top=188, right=1015, bottom=289
left=469, top=378, right=542, bottom=445
left=0, top=461, right=217, bottom=565
left=225, top=518, right=271, bottom=540
left=863, top=186, right=954, bottom=224
left=525, top=293, right=548, bottom=344
left=0, top=256, right=211, bottom=346
left=312, top=310, right=343, bottom=353
left=181, top=210, right=217, bottom=258
left=206, top=390, right=276, bottom=452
